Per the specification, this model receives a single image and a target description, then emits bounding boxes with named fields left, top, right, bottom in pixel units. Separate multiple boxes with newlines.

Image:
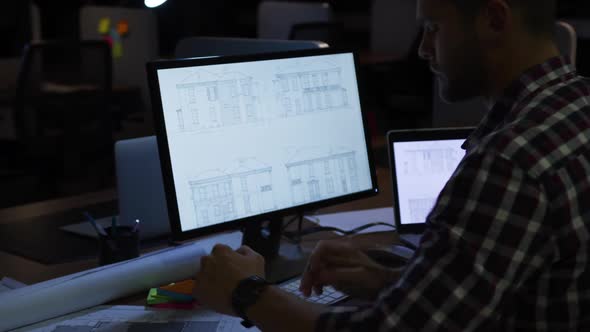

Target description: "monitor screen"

left=393, top=138, right=465, bottom=225
left=149, top=49, right=378, bottom=238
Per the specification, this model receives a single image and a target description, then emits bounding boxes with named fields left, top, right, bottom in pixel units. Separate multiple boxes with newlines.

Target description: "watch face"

left=237, top=278, right=260, bottom=302
left=233, top=275, right=269, bottom=316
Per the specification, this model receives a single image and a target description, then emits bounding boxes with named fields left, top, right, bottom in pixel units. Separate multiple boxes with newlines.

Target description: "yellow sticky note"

left=98, top=18, right=110, bottom=34
left=112, top=42, right=123, bottom=58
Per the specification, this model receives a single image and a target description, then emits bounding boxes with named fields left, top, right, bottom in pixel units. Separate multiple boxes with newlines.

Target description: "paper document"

left=0, top=231, right=242, bottom=332
left=0, top=277, right=26, bottom=293
left=305, top=207, right=395, bottom=234
left=13, top=305, right=259, bottom=332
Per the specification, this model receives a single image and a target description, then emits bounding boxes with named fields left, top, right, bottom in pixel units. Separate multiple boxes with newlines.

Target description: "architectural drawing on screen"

left=409, top=198, right=436, bottom=224
left=273, top=63, right=349, bottom=117
left=286, top=147, right=359, bottom=205
left=189, top=159, right=275, bottom=226
left=175, top=70, right=261, bottom=132
left=401, top=147, right=463, bottom=176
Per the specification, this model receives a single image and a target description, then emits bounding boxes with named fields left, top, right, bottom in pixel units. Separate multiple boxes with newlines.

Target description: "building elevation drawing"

left=286, top=147, right=359, bottom=205
left=190, top=159, right=275, bottom=227
left=402, top=147, right=462, bottom=222
left=408, top=197, right=436, bottom=225
left=401, top=147, right=463, bottom=177
left=273, top=67, right=348, bottom=117
left=175, top=70, right=260, bottom=132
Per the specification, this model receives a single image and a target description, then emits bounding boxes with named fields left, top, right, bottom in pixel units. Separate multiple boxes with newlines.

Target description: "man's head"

left=417, top=0, right=557, bottom=103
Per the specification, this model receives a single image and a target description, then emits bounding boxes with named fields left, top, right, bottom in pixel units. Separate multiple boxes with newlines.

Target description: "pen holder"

left=98, top=226, right=140, bottom=266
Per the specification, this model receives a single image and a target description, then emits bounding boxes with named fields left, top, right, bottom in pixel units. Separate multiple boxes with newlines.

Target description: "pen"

left=83, top=211, right=108, bottom=237
left=132, top=219, right=140, bottom=233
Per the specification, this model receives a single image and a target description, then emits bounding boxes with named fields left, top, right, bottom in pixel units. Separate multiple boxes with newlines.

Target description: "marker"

left=83, top=212, right=108, bottom=237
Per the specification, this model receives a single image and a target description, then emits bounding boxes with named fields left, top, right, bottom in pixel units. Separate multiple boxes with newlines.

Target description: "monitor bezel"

left=386, top=127, right=474, bottom=234
left=147, top=48, right=379, bottom=241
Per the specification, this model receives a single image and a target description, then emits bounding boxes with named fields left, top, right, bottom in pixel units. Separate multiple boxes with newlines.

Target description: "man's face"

left=417, top=0, right=488, bottom=103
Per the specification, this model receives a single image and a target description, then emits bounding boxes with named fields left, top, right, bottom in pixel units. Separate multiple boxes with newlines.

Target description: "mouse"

left=365, top=245, right=415, bottom=268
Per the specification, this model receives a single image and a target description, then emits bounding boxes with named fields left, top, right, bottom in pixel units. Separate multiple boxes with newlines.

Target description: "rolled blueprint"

left=0, top=231, right=242, bottom=331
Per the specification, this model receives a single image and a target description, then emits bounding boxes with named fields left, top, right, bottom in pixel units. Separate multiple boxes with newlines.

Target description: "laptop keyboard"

left=279, top=277, right=348, bottom=305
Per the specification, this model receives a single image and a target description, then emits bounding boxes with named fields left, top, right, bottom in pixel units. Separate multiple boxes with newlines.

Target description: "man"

left=193, top=0, right=590, bottom=330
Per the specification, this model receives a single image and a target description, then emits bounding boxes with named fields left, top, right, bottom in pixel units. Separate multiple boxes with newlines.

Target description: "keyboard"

left=279, top=277, right=348, bottom=305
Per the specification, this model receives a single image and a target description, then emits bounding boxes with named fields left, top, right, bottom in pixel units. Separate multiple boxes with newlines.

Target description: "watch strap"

left=232, top=275, right=270, bottom=326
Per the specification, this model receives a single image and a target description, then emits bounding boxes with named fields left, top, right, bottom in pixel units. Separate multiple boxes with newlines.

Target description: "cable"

left=281, top=213, right=303, bottom=233
left=280, top=213, right=305, bottom=243
left=283, top=221, right=396, bottom=241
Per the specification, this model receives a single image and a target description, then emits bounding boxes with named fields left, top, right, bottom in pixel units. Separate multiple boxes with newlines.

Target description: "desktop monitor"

left=147, top=48, right=378, bottom=257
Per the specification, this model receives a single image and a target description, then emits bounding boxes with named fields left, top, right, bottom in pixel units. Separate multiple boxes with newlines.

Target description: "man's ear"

left=476, top=0, right=512, bottom=47
left=485, top=0, right=511, bottom=33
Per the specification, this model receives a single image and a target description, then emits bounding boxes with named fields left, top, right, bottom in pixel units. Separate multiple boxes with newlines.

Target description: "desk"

left=0, top=160, right=394, bottom=282
left=0, top=189, right=117, bottom=284
left=0, top=165, right=399, bottom=331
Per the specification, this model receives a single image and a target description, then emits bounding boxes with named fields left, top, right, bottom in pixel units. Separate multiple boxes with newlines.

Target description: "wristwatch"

left=232, top=275, right=270, bottom=327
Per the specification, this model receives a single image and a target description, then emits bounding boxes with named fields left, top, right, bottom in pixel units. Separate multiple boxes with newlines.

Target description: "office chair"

left=30, top=2, right=41, bottom=41
left=257, top=1, right=333, bottom=40
left=563, top=18, right=590, bottom=76
left=364, top=0, right=433, bottom=132
left=370, top=0, right=419, bottom=57
left=288, top=21, right=345, bottom=48
left=555, top=21, right=578, bottom=66
left=10, top=40, right=114, bottom=197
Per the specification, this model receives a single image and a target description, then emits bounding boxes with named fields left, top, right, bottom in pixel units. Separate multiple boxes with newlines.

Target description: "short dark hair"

left=451, top=0, right=556, bottom=37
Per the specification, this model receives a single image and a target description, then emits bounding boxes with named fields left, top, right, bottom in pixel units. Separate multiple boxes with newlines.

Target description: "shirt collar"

left=462, top=56, right=577, bottom=151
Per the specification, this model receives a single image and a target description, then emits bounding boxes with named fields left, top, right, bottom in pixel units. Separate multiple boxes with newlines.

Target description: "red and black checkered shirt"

left=317, top=56, right=590, bottom=331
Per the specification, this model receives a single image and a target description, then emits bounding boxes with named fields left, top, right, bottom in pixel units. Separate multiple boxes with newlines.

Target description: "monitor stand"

left=242, top=216, right=309, bottom=283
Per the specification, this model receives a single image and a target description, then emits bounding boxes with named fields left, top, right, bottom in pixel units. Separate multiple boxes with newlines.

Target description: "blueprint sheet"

left=0, top=231, right=243, bottom=331
left=14, top=305, right=259, bottom=332
left=0, top=277, right=26, bottom=294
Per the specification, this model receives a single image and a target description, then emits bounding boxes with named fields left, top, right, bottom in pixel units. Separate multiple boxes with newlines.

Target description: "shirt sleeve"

left=316, top=151, right=553, bottom=331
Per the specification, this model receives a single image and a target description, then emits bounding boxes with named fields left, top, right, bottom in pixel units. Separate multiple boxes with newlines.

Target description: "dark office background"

left=1, top=0, right=590, bottom=209
left=19, top=1, right=373, bottom=55
left=5, top=1, right=590, bottom=56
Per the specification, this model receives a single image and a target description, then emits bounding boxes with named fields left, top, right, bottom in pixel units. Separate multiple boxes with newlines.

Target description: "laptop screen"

left=387, top=128, right=473, bottom=231
left=393, top=139, right=464, bottom=225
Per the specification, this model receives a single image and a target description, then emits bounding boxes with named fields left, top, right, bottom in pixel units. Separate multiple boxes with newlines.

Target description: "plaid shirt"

left=317, top=57, right=590, bottom=331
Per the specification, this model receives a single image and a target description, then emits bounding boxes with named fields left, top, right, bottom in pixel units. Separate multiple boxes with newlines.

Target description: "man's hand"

left=300, top=239, right=401, bottom=300
left=193, top=244, right=265, bottom=316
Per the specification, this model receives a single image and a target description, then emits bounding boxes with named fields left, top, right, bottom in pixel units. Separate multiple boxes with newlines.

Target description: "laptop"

left=112, top=136, right=171, bottom=239
left=61, top=136, right=171, bottom=241
left=387, top=127, right=474, bottom=249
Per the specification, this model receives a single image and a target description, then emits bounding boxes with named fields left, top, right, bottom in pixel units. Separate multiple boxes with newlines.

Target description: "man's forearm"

left=246, top=286, right=328, bottom=332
